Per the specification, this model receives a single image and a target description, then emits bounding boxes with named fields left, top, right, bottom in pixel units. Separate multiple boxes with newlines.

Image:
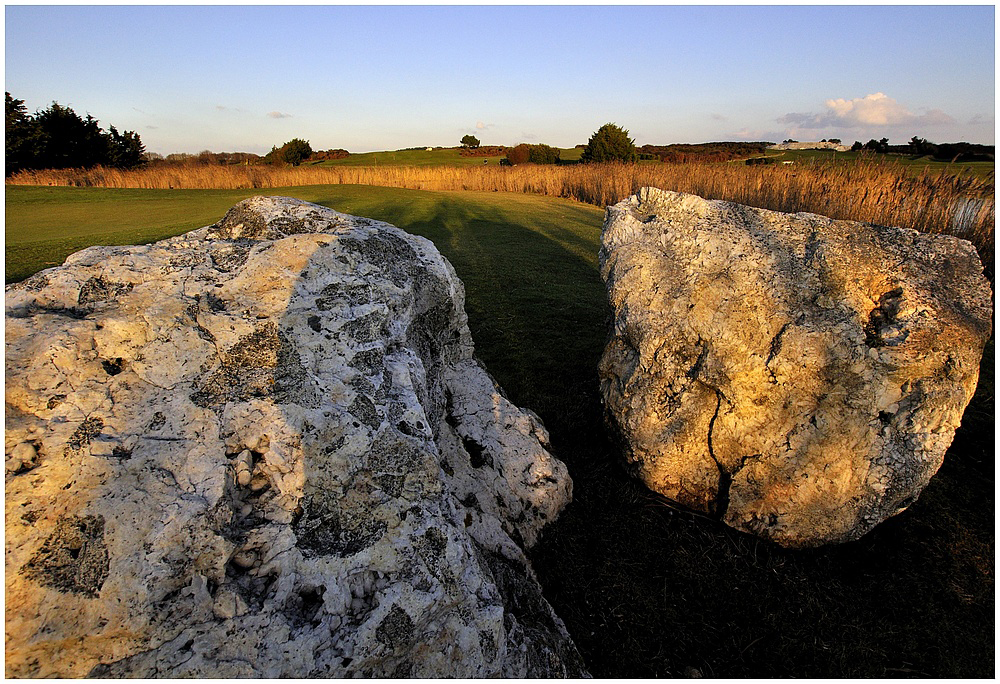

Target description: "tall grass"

left=8, top=159, right=994, bottom=276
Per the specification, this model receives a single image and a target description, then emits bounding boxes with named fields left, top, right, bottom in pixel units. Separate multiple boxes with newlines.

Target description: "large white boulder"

left=5, top=196, right=584, bottom=677
left=599, top=188, right=992, bottom=547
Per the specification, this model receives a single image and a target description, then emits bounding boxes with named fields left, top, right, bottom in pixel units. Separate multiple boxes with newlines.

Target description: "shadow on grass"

left=7, top=186, right=991, bottom=677
left=313, top=192, right=995, bottom=678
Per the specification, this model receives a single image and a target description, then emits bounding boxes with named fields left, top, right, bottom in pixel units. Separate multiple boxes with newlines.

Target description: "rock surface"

left=599, top=188, right=992, bottom=547
left=5, top=196, right=584, bottom=677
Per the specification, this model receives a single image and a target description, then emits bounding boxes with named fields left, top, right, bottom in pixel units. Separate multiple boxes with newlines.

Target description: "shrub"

left=504, top=143, right=560, bottom=165
left=281, top=138, right=313, bottom=166
left=581, top=123, right=637, bottom=163
left=527, top=144, right=560, bottom=165
left=266, top=138, right=313, bottom=166
left=505, top=144, right=531, bottom=165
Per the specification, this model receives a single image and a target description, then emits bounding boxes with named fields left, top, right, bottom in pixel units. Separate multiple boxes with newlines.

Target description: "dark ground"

left=527, top=343, right=993, bottom=678
left=345, top=191, right=994, bottom=678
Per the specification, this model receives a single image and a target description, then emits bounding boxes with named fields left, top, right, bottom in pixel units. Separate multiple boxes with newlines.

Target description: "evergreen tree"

left=581, top=123, right=637, bottom=163
left=4, top=93, right=146, bottom=174
left=281, top=138, right=313, bottom=166
left=5, top=92, right=33, bottom=175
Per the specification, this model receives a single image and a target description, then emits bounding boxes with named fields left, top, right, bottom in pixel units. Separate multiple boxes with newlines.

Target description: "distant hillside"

left=640, top=142, right=774, bottom=163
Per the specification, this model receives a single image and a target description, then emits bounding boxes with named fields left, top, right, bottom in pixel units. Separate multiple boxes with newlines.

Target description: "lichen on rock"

left=5, top=195, right=583, bottom=677
left=599, top=187, right=992, bottom=548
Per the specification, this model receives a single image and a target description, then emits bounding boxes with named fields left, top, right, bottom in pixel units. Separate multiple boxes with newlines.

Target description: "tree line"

left=851, top=136, right=994, bottom=162
left=6, top=93, right=145, bottom=175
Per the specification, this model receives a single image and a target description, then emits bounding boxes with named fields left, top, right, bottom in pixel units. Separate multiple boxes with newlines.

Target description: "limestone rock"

left=598, top=188, right=992, bottom=547
left=5, top=196, right=584, bottom=677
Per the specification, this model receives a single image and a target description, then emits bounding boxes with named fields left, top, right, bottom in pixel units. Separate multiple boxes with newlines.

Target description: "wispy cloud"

left=267, top=111, right=292, bottom=119
left=729, top=127, right=784, bottom=142
left=968, top=113, right=995, bottom=126
left=710, top=113, right=727, bottom=122
left=476, top=120, right=496, bottom=130
left=778, top=93, right=954, bottom=129
left=146, top=125, right=158, bottom=130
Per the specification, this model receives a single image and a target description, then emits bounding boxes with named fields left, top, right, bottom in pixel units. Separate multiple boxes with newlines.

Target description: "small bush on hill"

left=265, top=138, right=313, bottom=166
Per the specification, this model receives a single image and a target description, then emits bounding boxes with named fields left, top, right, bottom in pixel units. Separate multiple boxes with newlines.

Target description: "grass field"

left=302, top=145, right=585, bottom=167
left=306, top=147, right=506, bottom=167
left=4, top=184, right=993, bottom=677
left=7, top=186, right=995, bottom=677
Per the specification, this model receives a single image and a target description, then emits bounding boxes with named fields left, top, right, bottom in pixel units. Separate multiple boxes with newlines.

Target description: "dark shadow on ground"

left=310, top=190, right=994, bottom=678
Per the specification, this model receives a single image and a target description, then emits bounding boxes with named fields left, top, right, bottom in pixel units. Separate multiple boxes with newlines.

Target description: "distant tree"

left=6, top=92, right=28, bottom=130
left=4, top=94, right=146, bottom=174
left=581, top=123, right=637, bottom=163
left=502, top=143, right=561, bottom=165
left=461, top=134, right=480, bottom=148
left=281, top=138, right=312, bottom=165
left=527, top=143, right=560, bottom=164
left=908, top=136, right=933, bottom=155
left=828, top=138, right=841, bottom=145
left=106, top=125, right=146, bottom=169
left=861, top=138, right=889, bottom=153
left=30, top=103, right=112, bottom=170
left=851, top=141, right=864, bottom=151
left=6, top=92, right=33, bottom=174
left=505, top=143, right=531, bottom=165
left=266, top=138, right=313, bottom=166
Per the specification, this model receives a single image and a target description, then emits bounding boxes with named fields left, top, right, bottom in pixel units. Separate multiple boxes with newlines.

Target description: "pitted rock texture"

left=5, top=196, right=584, bottom=678
left=599, top=187, right=992, bottom=548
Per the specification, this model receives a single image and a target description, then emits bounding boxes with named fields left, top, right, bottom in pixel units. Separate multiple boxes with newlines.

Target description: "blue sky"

left=5, top=5, right=995, bottom=155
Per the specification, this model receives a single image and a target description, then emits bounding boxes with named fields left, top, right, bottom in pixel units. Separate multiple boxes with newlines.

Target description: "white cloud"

left=778, top=93, right=954, bottom=129
left=476, top=120, right=496, bottom=130
left=267, top=111, right=292, bottom=119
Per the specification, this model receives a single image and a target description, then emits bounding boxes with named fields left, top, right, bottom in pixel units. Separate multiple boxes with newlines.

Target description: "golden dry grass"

left=8, top=160, right=993, bottom=274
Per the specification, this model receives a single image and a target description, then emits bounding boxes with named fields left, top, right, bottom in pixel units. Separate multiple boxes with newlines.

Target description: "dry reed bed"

left=9, top=161, right=994, bottom=275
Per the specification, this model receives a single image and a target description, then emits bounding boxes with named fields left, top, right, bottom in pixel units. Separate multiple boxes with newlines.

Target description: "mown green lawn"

left=4, top=184, right=993, bottom=677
